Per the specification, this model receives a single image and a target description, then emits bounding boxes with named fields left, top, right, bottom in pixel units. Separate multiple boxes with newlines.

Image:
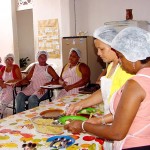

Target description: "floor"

left=2, top=99, right=50, bottom=118
left=1, top=89, right=60, bottom=118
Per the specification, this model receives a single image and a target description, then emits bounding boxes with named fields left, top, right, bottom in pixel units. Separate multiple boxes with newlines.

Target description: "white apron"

left=101, top=76, right=113, bottom=150
left=0, top=70, right=14, bottom=113
left=111, top=74, right=150, bottom=150
left=101, top=64, right=119, bottom=150
left=101, top=64, right=119, bottom=115
left=101, top=76, right=112, bottom=115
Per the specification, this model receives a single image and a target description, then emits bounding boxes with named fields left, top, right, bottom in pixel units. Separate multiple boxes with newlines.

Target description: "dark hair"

left=140, top=57, right=150, bottom=64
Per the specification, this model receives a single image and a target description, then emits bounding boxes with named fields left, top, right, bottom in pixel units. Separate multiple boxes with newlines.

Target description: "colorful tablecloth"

left=0, top=94, right=104, bottom=150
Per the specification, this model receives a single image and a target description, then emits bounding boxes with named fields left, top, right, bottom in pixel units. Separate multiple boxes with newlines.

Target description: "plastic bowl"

left=59, top=115, right=87, bottom=125
left=31, top=117, right=64, bottom=135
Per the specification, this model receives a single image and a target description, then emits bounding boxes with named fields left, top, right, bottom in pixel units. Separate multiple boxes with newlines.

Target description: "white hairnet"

left=93, top=25, right=118, bottom=46
left=4, top=53, right=15, bottom=62
left=36, top=50, right=48, bottom=59
left=69, top=48, right=81, bottom=58
left=111, top=27, right=150, bottom=62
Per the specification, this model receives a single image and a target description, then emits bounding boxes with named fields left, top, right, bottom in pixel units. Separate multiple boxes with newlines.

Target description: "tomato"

left=95, top=138, right=104, bottom=145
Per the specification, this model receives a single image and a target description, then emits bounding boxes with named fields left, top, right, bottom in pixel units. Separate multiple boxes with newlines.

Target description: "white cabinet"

left=62, top=36, right=105, bottom=83
left=104, top=20, right=148, bottom=31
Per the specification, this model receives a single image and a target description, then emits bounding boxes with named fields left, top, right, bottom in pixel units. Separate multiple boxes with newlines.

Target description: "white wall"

left=75, top=0, right=150, bottom=35
left=17, top=9, right=34, bottom=64
left=60, top=0, right=76, bottom=37
left=32, top=0, right=63, bottom=75
left=1, top=0, right=150, bottom=68
left=0, top=0, right=16, bottom=65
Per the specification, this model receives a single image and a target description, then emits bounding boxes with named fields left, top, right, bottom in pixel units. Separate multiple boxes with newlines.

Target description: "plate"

left=47, top=135, right=75, bottom=148
left=59, top=115, right=87, bottom=125
left=40, top=109, right=64, bottom=119
left=78, top=107, right=96, bottom=114
left=49, top=84, right=63, bottom=88
left=40, top=85, right=63, bottom=89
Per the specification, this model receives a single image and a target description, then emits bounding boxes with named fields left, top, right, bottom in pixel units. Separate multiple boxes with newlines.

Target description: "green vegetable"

left=78, top=108, right=96, bottom=114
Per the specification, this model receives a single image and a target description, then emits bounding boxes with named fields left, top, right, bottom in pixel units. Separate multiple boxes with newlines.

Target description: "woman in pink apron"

left=16, top=51, right=59, bottom=113
left=56, top=48, right=90, bottom=99
left=0, top=54, right=22, bottom=115
left=65, top=27, right=150, bottom=149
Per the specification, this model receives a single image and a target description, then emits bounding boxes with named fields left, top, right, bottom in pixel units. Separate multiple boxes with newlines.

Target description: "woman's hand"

left=59, top=78, right=68, bottom=87
left=86, top=117, right=101, bottom=125
left=64, top=85, right=74, bottom=91
left=1, top=82, right=6, bottom=88
left=15, top=79, right=30, bottom=86
left=64, top=120, right=83, bottom=134
left=38, top=88, right=45, bottom=95
left=59, top=78, right=64, bottom=85
left=66, top=103, right=82, bottom=115
left=0, top=80, right=3, bottom=86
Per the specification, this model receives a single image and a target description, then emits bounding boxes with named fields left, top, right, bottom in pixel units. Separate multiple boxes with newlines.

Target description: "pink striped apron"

left=22, top=64, right=52, bottom=98
left=56, top=63, right=83, bottom=99
left=0, top=70, right=14, bottom=113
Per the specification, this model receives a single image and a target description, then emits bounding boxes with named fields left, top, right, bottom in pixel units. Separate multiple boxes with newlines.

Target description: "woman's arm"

left=45, top=66, right=59, bottom=85
left=66, top=89, right=103, bottom=115
left=0, top=79, right=4, bottom=87
left=96, top=68, right=107, bottom=84
left=14, top=65, right=22, bottom=80
left=65, top=79, right=145, bottom=140
left=59, top=65, right=67, bottom=86
left=86, top=113, right=113, bottom=125
left=16, top=65, right=35, bottom=86
left=0, top=68, right=6, bottom=88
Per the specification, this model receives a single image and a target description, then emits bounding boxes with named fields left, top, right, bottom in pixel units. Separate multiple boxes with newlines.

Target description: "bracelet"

left=81, top=121, right=86, bottom=132
left=101, top=116, right=106, bottom=125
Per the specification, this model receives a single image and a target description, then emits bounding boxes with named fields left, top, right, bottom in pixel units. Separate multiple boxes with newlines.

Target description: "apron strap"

left=136, top=74, right=150, bottom=78
left=133, top=124, right=150, bottom=136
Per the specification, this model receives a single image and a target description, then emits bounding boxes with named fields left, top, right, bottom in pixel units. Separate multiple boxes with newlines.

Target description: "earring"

left=132, top=62, right=135, bottom=70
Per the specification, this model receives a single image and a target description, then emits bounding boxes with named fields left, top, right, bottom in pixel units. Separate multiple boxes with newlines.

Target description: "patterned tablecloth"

left=0, top=94, right=104, bottom=150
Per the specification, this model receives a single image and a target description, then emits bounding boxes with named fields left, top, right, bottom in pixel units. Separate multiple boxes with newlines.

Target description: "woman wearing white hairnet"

left=56, top=48, right=90, bottom=99
left=0, top=54, right=22, bottom=116
left=65, top=27, right=150, bottom=150
left=66, top=26, right=133, bottom=149
left=16, top=51, right=59, bottom=113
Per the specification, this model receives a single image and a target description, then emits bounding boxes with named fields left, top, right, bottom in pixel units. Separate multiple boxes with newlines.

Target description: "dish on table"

left=31, top=117, right=64, bottom=135
left=40, top=84, right=63, bottom=89
left=47, top=135, right=75, bottom=149
left=77, top=107, right=96, bottom=114
left=40, top=109, right=64, bottom=119
left=49, top=84, right=63, bottom=88
left=58, top=115, right=87, bottom=125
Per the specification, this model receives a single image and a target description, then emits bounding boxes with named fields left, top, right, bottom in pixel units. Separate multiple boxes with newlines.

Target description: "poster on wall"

left=38, top=19, right=60, bottom=59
